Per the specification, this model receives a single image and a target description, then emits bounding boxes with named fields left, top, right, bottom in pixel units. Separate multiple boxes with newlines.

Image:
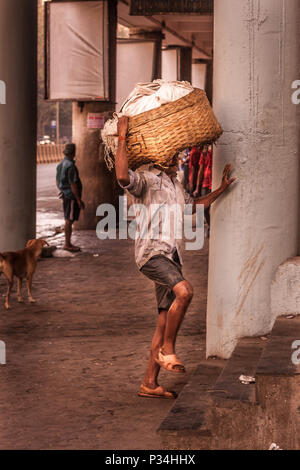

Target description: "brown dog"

left=0, top=239, right=48, bottom=309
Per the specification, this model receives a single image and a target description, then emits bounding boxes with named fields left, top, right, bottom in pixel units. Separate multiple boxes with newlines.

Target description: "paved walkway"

left=0, top=164, right=209, bottom=450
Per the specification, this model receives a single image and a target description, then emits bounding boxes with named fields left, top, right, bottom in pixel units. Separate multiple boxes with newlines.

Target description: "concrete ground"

left=0, top=164, right=209, bottom=450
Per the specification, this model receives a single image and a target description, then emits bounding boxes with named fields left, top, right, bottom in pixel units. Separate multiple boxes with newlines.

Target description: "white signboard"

left=48, top=1, right=109, bottom=101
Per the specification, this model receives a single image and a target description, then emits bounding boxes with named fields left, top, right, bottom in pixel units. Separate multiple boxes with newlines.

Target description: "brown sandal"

left=138, top=384, right=177, bottom=399
left=155, top=348, right=186, bottom=373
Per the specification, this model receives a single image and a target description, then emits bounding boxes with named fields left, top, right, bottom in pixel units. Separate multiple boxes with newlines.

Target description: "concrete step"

left=158, top=339, right=266, bottom=439
left=158, top=316, right=300, bottom=449
left=256, top=315, right=300, bottom=377
left=158, top=361, right=223, bottom=437
left=254, top=315, right=300, bottom=450
left=211, top=337, right=266, bottom=404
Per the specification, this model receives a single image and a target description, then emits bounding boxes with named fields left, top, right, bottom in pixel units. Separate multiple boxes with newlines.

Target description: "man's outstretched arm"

left=193, top=164, right=236, bottom=212
left=115, top=116, right=130, bottom=186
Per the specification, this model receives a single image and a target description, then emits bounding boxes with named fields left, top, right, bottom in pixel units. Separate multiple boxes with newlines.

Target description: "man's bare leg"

left=142, top=310, right=167, bottom=389
left=161, top=280, right=193, bottom=356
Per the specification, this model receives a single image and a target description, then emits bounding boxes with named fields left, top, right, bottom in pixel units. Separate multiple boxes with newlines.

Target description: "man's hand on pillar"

left=220, top=163, right=236, bottom=191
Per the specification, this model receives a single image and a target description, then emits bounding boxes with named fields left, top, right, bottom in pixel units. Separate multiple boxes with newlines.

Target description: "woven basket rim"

left=128, top=88, right=205, bottom=130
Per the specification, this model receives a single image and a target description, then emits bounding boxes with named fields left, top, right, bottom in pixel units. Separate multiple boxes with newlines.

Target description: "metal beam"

left=172, top=21, right=213, bottom=32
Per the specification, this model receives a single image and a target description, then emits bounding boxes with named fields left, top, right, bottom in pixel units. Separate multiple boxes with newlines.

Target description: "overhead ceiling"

left=118, top=0, right=213, bottom=59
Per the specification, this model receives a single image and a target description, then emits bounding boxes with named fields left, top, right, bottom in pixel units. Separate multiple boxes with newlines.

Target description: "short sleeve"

left=67, top=166, right=78, bottom=185
left=118, top=169, right=146, bottom=198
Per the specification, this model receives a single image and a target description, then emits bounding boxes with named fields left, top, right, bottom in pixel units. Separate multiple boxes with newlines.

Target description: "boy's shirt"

left=56, top=157, right=82, bottom=199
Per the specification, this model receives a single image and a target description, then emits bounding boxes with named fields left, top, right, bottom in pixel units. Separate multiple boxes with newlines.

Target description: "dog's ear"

left=26, top=239, right=35, bottom=248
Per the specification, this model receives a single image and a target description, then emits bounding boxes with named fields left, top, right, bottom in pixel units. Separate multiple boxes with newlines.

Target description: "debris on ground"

left=41, top=245, right=57, bottom=258
left=52, top=249, right=76, bottom=258
left=269, top=443, right=282, bottom=450
left=239, top=375, right=255, bottom=384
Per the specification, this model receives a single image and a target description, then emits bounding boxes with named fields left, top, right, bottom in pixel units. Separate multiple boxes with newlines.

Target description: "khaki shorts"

left=140, top=252, right=185, bottom=313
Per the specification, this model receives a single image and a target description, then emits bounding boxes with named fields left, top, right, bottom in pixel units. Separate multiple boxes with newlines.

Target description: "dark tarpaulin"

left=130, top=0, right=213, bottom=15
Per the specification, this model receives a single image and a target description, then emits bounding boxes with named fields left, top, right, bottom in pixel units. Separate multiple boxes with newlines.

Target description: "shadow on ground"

left=0, top=231, right=209, bottom=450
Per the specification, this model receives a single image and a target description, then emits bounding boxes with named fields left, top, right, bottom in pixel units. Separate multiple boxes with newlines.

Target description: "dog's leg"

left=27, top=273, right=36, bottom=303
left=17, top=278, right=23, bottom=303
left=5, top=278, right=13, bottom=310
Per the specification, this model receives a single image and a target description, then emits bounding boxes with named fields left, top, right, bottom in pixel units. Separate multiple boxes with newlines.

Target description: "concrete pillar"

left=178, top=47, right=192, bottom=83
left=0, top=0, right=37, bottom=250
left=205, top=61, right=213, bottom=104
left=72, top=102, right=116, bottom=229
left=207, top=0, right=300, bottom=358
left=73, top=0, right=117, bottom=230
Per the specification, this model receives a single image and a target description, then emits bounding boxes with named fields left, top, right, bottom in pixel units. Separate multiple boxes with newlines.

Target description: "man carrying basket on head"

left=116, top=116, right=235, bottom=400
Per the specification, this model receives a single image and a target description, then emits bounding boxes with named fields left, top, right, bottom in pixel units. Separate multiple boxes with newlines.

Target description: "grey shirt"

left=120, top=166, right=193, bottom=269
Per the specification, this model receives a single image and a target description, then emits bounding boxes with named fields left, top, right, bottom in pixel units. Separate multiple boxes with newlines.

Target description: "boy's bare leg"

left=161, top=280, right=193, bottom=356
left=64, top=219, right=73, bottom=248
left=64, top=220, right=80, bottom=251
left=142, top=310, right=167, bottom=389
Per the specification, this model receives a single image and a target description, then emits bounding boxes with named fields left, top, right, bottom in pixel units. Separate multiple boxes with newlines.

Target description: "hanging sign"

left=87, top=113, right=105, bottom=129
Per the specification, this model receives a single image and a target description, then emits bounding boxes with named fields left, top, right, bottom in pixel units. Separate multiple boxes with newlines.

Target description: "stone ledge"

left=210, top=338, right=265, bottom=404
left=158, top=362, right=222, bottom=434
left=256, top=317, right=300, bottom=377
left=271, top=257, right=300, bottom=318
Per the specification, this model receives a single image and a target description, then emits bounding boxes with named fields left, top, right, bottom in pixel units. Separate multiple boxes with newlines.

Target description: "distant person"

left=193, top=145, right=213, bottom=237
left=177, top=155, right=185, bottom=186
left=56, top=143, right=85, bottom=252
left=182, top=148, right=191, bottom=190
left=189, top=145, right=202, bottom=194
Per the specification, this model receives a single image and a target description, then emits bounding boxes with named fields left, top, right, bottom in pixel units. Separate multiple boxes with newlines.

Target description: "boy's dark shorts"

left=63, top=197, right=80, bottom=222
left=140, top=252, right=185, bottom=313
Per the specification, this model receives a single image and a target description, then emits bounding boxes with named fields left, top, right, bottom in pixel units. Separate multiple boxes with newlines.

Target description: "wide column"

left=0, top=0, right=37, bottom=250
left=72, top=102, right=117, bottom=229
left=207, top=0, right=300, bottom=358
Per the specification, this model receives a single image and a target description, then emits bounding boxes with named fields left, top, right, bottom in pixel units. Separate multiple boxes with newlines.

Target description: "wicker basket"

left=125, top=88, right=222, bottom=170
